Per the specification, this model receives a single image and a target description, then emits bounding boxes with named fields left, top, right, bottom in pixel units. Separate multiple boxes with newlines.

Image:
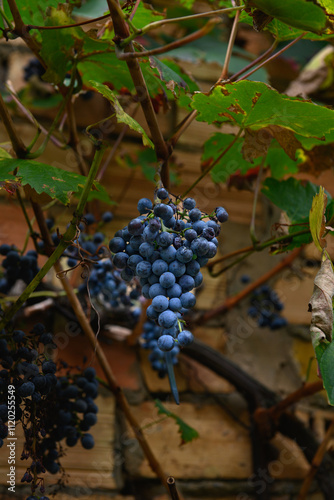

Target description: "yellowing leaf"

left=310, top=186, right=327, bottom=252
left=89, top=80, right=154, bottom=148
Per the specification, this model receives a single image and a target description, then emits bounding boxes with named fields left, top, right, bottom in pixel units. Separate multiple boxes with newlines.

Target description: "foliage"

left=1, top=0, right=334, bottom=497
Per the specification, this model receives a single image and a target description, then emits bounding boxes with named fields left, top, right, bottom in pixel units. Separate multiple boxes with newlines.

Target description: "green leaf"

left=261, top=177, right=326, bottom=221
left=192, top=81, right=334, bottom=140
left=202, top=133, right=262, bottom=183
left=131, top=3, right=165, bottom=29
left=309, top=186, right=327, bottom=252
left=149, top=57, right=187, bottom=96
left=72, top=0, right=108, bottom=18
left=0, top=148, right=12, bottom=159
left=244, top=0, right=329, bottom=34
left=89, top=80, right=154, bottom=148
left=0, top=158, right=111, bottom=205
left=4, top=0, right=60, bottom=27
left=266, top=141, right=299, bottom=178
left=316, top=341, right=334, bottom=405
left=154, top=399, right=199, bottom=445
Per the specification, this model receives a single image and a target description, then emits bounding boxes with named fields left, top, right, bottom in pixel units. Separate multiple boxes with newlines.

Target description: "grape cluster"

left=109, top=188, right=228, bottom=361
left=247, top=284, right=287, bottom=329
left=23, top=58, right=45, bottom=82
left=0, top=323, right=99, bottom=498
left=0, top=245, right=40, bottom=294
left=141, top=320, right=180, bottom=377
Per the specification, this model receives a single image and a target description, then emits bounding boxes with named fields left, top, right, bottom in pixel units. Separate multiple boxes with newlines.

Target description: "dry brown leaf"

left=309, top=257, right=334, bottom=348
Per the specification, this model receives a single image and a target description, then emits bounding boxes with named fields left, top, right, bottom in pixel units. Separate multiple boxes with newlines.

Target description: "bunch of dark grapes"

left=247, top=284, right=287, bottom=329
left=0, top=323, right=99, bottom=499
left=109, top=188, right=228, bottom=369
left=60, top=211, right=142, bottom=312
left=23, top=58, right=45, bottom=82
left=0, top=245, right=39, bottom=294
left=141, top=320, right=180, bottom=377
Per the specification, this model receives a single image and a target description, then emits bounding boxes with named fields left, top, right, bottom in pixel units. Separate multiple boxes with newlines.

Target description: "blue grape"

left=157, top=335, right=175, bottom=352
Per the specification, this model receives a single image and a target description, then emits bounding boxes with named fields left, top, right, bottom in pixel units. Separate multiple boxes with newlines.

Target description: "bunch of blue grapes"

left=141, top=320, right=180, bottom=378
left=23, top=58, right=45, bottom=82
left=247, top=284, right=287, bottom=329
left=0, top=323, right=99, bottom=499
left=109, top=188, right=228, bottom=401
left=0, top=245, right=39, bottom=294
left=58, top=211, right=142, bottom=313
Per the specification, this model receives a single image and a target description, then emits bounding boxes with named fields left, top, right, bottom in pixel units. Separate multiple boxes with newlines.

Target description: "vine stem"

left=117, top=18, right=220, bottom=60
left=106, top=0, right=170, bottom=189
left=207, top=228, right=311, bottom=276
left=0, top=146, right=105, bottom=330
left=229, top=39, right=278, bottom=82
left=219, top=8, right=241, bottom=81
left=250, top=159, right=264, bottom=244
left=167, top=476, right=181, bottom=500
left=297, top=417, right=334, bottom=500
left=195, top=247, right=302, bottom=326
left=254, top=381, right=324, bottom=429
left=120, top=5, right=245, bottom=46
left=236, top=33, right=306, bottom=83
left=0, top=92, right=27, bottom=157
left=16, top=190, right=39, bottom=252
left=27, top=14, right=110, bottom=31
left=180, top=128, right=242, bottom=199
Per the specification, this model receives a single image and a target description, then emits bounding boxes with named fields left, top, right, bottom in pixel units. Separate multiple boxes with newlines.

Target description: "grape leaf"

left=240, top=9, right=334, bottom=41
left=3, top=0, right=60, bottom=27
left=244, top=0, right=329, bottom=34
left=0, top=159, right=112, bottom=205
left=154, top=399, right=199, bottom=445
left=309, top=187, right=327, bottom=252
left=261, top=178, right=329, bottom=222
left=316, top=341, right=334, bottom=405
left=149, top=57, right=187, bottom=96
left=131, top=3, right=165, bottom=29
left=0, top=148, right=12, bottom=159
left=89, top=80, right=154, bottom=148
left=191, top=81, right=334, bottom=140
left=202, top=133, right=262, bottom=183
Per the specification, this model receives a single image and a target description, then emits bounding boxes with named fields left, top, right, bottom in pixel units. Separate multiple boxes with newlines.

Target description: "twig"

left=195, top=247, right=302, bottom=326
left=97, top=103, right=139, bottom=182
left=120, top=5, right=245, bottom=46
left=254, top=381, right=324, bottom=437
left=207, top=229, right=310, bottom=277
left=167, top=476, right=180, bottom=500
left=16, top=189, right=39, bottom=251
left=297, top=418, right=334, bottom=500
left=6, top=0, right=42, bottom=61
left=26, top=14, right=110, bottom=31
left=219, top=9, right=241, bottom=81
left=229, top=39, right=278, bottom=82
left=117, top=18, right=220, bottom=60
left=66, top=97, right=89, bottom=176
left=180, top=129, right=242, bottom=198
left=236, top=33, right=305, bottom=82
left=168, top=110, right=197, bottom=149
left=106, top=0, right=170, bottom=188
left=250, top=159, right=264, bottom=244
left=0, top=92, right=27, bottom=158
